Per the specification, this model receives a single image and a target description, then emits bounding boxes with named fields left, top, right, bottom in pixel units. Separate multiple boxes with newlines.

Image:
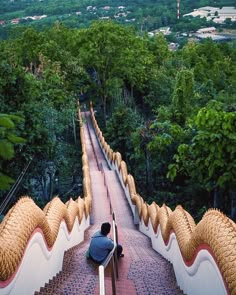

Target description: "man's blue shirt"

left=89, top=230, right=114, bottom=263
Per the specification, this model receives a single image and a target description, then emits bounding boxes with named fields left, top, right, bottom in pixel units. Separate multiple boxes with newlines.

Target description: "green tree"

left=105, top=104, right=142, bottom=162
left=72, top=21, right=152, bottom=124
left=132, top=121, right=155, bottom=195
left=172, top=69, right=194, bottom=125
left=15, top=28, right=44, bottom=69
left=168, top=102, right=236, bottom=218
left=0, top=27, right=80, bottom=203
left=0, top=114, right=26, bottom=189
left=148, top=33, right=170, bottom=66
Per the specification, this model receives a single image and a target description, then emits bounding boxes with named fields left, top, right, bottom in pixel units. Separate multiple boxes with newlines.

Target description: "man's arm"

left=105, top=237, right=114, bottom=250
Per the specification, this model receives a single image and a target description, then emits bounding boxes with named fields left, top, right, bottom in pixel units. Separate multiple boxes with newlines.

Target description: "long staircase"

left=36, top=111, right=183, bottom=295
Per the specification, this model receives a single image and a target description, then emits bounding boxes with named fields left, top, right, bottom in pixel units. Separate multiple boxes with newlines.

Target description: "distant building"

left=168, top=42, right=179, bottom=51
left=195, top=33, right=232, bottom=42
left=125, top=19, right=135, bottom=22
left=213, top=17, right=226, bottom=24
left=196, top=27, right=216, bottom=34
left=150, top=27, right=171, bottom=36
left=184, top=6, right=236, bottom=23
left=11, top=18, right=20, bottom=24
left=114, top=12, right=127, bottom=18
left=23, top=15, right=47, bottom=21
left=216, top=6, right=236, bottom=18
left=159, top=27, right=171, bottom=35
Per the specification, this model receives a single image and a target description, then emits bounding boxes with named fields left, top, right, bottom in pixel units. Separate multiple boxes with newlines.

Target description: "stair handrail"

left=84, top=110, right=119, bottom=294
left=99, top=215, right=118, bottom=295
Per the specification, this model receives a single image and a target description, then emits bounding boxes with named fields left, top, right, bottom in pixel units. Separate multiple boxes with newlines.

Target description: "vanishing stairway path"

left=36, top=111, right=184, bottom=295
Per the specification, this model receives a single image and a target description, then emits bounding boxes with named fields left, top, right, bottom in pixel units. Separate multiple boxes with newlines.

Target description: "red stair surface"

left=36, top=111, right=184, bottom=295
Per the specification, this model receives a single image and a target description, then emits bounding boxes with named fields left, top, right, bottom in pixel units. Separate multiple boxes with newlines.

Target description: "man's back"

left=89, top=230, right=114, bottom=263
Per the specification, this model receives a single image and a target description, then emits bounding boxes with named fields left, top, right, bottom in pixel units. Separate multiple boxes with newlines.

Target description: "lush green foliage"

left=168, top=102, right=236, bottom=190
left=88, top=23, right=236, bottom=220
left=0, top=20, right=235, bottom=220
left=0, top=114, right=25, bottom=189
left=0, top=24, right=82, bottom=208
left=72, top=21, right=153, bottom=123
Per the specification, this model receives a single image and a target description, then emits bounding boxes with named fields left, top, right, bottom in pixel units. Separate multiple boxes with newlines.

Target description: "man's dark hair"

left=101, top=222, right=111, bottom=236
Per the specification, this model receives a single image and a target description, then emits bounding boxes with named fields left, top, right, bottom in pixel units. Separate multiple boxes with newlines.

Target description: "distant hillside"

left=1, top=0, right=235, bottom=16
left=0, top=0, right=236, bottom=39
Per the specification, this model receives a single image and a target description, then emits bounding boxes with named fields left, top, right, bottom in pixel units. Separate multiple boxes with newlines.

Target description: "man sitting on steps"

left=87, top=222, right=124, bottom=264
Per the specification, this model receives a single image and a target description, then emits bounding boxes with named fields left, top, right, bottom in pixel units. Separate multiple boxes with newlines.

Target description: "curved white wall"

left=140, top=220, right=227, bottom=295
left=97, top=138, right=139, bottom=224
left=96, top=133, right=228, bottom=295
left=0, top=215, right=90, bottom=295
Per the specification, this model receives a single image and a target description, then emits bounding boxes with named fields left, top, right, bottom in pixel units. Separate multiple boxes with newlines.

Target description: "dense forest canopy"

left=0, top=1, right=236, bottom=221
